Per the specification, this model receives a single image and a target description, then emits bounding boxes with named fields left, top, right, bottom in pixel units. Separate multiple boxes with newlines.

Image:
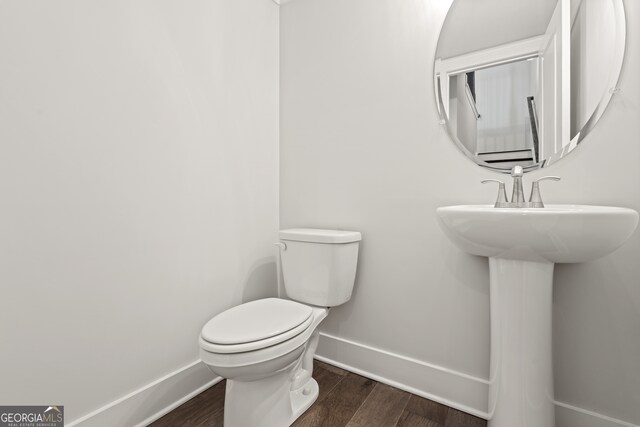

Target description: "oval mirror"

left=434, top=0, right=626, bottom=172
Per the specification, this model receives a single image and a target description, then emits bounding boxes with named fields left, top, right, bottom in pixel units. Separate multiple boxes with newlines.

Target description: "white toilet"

left=199, top=228, right=361, bottom=427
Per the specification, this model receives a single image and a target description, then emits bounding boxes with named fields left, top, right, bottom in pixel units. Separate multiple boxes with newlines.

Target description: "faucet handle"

left=481, top=179, right=509, bottom=208
left=529, top=176, right=561, bottom=208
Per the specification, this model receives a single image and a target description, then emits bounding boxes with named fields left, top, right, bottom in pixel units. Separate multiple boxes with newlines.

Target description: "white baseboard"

left=316, top=332, right=640, bottom=427
left=555, top=402, right=640, bottom=427
left=67, top=360, right=221, bottom=427
left=315, top=332, right=490, bottom=419
left=62, top=336, right=640, bottom=427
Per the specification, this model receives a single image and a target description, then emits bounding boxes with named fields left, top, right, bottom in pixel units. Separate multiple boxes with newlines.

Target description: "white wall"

left=0, top=0, right=278, bottom=424
left=437, top=0, right=556, bottom=58
left=280, top=0, right=640, bottom=425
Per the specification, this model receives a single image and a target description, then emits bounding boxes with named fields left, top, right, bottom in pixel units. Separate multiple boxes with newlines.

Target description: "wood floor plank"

left=149, top=380, right=226, bottom=427
left=396, top=410, right=442, bottom=427
left=403, top=395, right=448, bottom=425
left=292, top=372, right=376, bottom=427
left=315, top=360, right=350, bottom=377
left=294, top=361, right=348, bottom=425
left=444, top=408, right=487, bottom=427
left=150, top=362, right=488, bottom=427
left=345, top=383, right=410, bottom=427
left=313, top=363, right=348, bottom=403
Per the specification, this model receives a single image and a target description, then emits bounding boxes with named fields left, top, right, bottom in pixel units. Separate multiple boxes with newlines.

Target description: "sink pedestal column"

left=488, top=258, right=555, bottom=427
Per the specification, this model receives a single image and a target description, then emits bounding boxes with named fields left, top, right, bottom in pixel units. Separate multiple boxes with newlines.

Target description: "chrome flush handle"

left=529, top=176, right=561, bottom=208
left=481, top=179, right=509, bottom=208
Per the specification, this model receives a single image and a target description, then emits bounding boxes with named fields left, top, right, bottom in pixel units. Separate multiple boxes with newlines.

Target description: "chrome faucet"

left=510, top=165, right=526, bottom=208
left=482, top=165, right=560, bottom=208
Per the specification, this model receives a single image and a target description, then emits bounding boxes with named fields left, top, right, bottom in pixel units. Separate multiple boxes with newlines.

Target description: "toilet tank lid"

left=280, top=228, right=362, bottom=244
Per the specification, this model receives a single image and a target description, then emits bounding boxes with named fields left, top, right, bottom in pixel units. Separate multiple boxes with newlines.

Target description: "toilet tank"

left=279, top=228, right=361, bottom=307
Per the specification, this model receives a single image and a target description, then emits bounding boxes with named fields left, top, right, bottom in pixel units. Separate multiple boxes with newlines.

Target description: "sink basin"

left=436, top=204, right=638, bottom=263
left=436, top=204, right=638, bottom=427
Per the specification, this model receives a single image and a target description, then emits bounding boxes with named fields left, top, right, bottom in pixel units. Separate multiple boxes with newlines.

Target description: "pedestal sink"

left=436, top=205, right=638, bottom=427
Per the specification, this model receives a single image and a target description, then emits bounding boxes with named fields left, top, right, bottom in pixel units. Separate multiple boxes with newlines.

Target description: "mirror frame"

left=434, top=0, right=627, bottom=173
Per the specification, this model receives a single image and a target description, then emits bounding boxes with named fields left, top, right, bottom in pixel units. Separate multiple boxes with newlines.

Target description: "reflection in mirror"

left=435, top=0, right=626, bottom=173
left=450, top=59, right=541, bottom=169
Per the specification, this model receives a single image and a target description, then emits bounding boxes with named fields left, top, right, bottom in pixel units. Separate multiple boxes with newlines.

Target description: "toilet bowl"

left=200, top=298, right=328, bottom=426
left=199, top=228, right=361, bottom=427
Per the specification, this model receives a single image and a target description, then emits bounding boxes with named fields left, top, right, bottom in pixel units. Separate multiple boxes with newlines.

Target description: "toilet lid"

left=201, top=298, right=313, bottom=346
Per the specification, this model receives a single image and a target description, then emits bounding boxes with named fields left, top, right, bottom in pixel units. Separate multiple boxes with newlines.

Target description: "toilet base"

left=223, top=370, right=319, bottom=427
left=290, top=377, right=319, bottom=423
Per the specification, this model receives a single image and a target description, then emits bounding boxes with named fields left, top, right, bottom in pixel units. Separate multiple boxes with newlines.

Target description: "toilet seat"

left=201, top=298, right=313, bottom=354
left=200, top=304, right=328, bottom=370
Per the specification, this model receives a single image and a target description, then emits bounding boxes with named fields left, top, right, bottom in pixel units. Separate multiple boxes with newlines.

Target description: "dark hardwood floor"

left=150, top=361, right=487, bottom=427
